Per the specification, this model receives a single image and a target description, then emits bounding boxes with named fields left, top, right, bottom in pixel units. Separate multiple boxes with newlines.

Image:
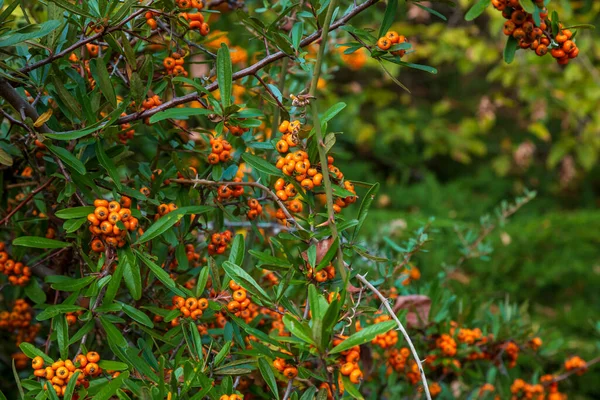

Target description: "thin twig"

left=545, top=356, right=600, bottom=386
left=254, top=73, right=285, bottom=110
left=282, top=378, right=295, bottom=400
left=0, top=177, right=56, bottom=225
left=355, top=274, right=432, bottom=400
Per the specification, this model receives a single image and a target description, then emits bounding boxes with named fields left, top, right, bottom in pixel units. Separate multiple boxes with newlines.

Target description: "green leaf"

left=148, top=108, right=212, bottom=124
left=551, top=11, right=559, bottom=36
left=118, top=302, right=154, bottom=328
left=258, top=358, right=280, bottom=400
left=214, top=342, right=232, bottom=367
left=12, top=236, right=71, bottom=249
left=249, top=250, right=292, bottom=270
left=55, top=206, right=95, bottom=219
left=95, top=140, right=122, bottom=190
left=62, top=371, right=80, bottom=400
left=135, top=250, right=186, bottom=297
left=48, top=0, right=95, bottom=18
left=379, top=0, right=398, bottom=38
left=321, top=102, right=346, bottom=123
left=19, top=342, right=53, bottom=363
left=63, top=217, right=87, bottom=233
left=377, top=60, right=410, bottom=93
left=504, top=35, right=519, bottom=64
left=93, top=371, right=130, bottom=400
left=413, top=2, right=446, bottom=20
left=341, top=376, right=365, bottom=400
left=98, top=360, right=129, bottom=371
left=120, top=248, right=142, bottom=300
left=136, top=206, right=212, bottom=244
left=0, top=147, right=13, bottom=166
left=520, top=0, right=535, bottom=13
left=352, top=183, right=379, bottom=241
left=222, top=261, right=270, bottom=303
left=228, top=234, right=245, bottom=266
left=36, top=305, right=84, bottom=321
left=51, top=75, right=82, bottom=119
left=55, top=315, right=69, bottom=359
left=195, top=267, right=210, bottom=297
left=563, top=24, right=595, bottom=30
left=242, top=153, right=282, bottom=176
left=291, top=22, right=303, bottom=50
left=465, top=0, right=490, bottom=21
left=47, top=144, right=87, bottom=175
left=25, top=279, right=47, bottom=304
left=217, top=43, right=233, bottom=109
left=99, top=316, right=128, bottom=348
left=0, top=1, right=20, bottom=25
left=95, top=58, right=117, bottom=107
left=330, top=320, right=396, bottom=354
left=282, top=315, right=315, bottom=345
left=47, top=275, right=95, bottom=291
left=0, top=20, right=62, bottom=47
left=396, top=61, right=438, bottom=74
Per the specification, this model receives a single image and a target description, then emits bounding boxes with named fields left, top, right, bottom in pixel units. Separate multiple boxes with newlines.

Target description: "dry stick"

left=282, top=378, right=295, bottom=400
left=0, top=79, right=51, bottom=133
left=17, top=8, right=148, bottom=75
left=306, top=0, right=347, bottom=283
left=115, top=0, right=381, bottom=125
left=171, top=178, right=309, bottom=232
left=355, top=274, right=432, bottom=400
left=545, top=356, right=600, bottom=386
left=0, top=176, right=56, bottom=225
left=254, top=73, right=286, bottom=111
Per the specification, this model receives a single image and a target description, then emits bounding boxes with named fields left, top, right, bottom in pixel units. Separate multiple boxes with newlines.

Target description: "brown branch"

left=0, top=176, right=56, bottom=225
left=172, top=178, right=309, bottom=232
left=115, top=0, right=381, bottom=125
left=254, top=73, right=285, bottom=110
left=17, top=8, right=148, bottom=75
left=545, top=356, right=600, bottom=386
left=0, top=79, right=51, bottom=133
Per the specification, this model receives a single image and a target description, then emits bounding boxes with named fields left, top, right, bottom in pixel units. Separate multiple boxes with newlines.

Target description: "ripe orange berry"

left=385, top=31, right=399, bottom=44
left=32, top=356, right=44, bottom=370
left=283, top=366, right=298, bottom=379
left=349, top=369, right=363, bottom=384
left=86, top=351, right=100, bottom=363
left=377, top=37, right=391, bottom=51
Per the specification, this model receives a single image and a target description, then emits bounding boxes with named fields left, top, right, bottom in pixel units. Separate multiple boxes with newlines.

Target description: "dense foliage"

left=0, top=0, right=598, bottom=399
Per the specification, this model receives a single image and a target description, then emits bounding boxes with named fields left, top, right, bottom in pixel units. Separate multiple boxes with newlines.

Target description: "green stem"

left=307, top=0, right=346, bottom=283
left=272, top=58, right=290, bottom=134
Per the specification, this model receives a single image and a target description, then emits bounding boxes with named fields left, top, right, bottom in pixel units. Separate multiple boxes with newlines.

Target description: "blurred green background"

left=324, top=0, right=600, bottom=397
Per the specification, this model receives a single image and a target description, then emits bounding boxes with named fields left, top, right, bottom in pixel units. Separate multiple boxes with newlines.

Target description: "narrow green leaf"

left=242, top=153, right=282, bottom=176
left=465, top=0, right=490, bottom=21
left=0, top=20, right=62, bottom=47
left=47, top=144, right=86, bottom=175
left=98, top=360, right=129, bottom=371
left=321, top=102, right=346, bottom=123
left=62, top=371, right=80, bottom=400
left=228, top=234, right=245, bottom=266
left=148, top=108, right=211, bottom=124
left=217, top=43, right=233, bottom=109
left=36, top=305, right=84, bottom=321
left=95, top=140, right=122, bottom=190
left=99, top=316, right=128, bottom=348
left=258, top=358, right=280, bottom=400
left=379, top=0, right=398, bottom=38
left=136, top=206, right=212, bottom=244
left=19, top=343, right=54, bottom=363
left=49, top=0, right=95, bottom=18
left=135, top=250, right=186, bottom=296
left=93, top=371, right=130, bottom=400
left=520, top=0, right=535, bottom=13
left=95, top=58, right=117, bottom=107
left=55, top=206, right=95, bottom=219
left=13, top=236, right=71, bottom=249
left=330, top=320, right=396, bottom=354
left=282, top=315, right=315, bottom=345
left=120, top=248, right=142, bottom=300
left=118, top=302, right=154, bottom=328
left=504, top=35, right=519, bottom=64
left=222, top=261, right=270, bottom=302
left=55, top=315, right=69, bottom=359
left=352, top=183, right=379, bottom=241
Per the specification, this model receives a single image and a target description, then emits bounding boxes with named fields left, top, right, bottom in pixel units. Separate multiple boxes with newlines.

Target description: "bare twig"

left=544, top=356, right=600, bottom=386
left=355, top=274, right=432, bottom=400
left=0, top=177, right=56, bottom=225
left=254, top=73, right=285, bottom=110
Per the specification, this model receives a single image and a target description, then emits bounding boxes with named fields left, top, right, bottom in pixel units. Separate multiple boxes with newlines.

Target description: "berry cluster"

left=564, top=355, right=586, bottom=375
left=376, top=30, right=410, bottom=57
left=118, top=112, right=135, bottom=144
left=371, top=315, right=399, bottom=349
left=436, top=333, right=457, bottom=357
left=163, top=51, right=188, bottom=76
left=305, top=263, right=336, bottom=283
left=171, top=295, right=209, bottom=324
left=207, top=230, right=232, bottom=255
left=145, top=11, right=158, bottom=30
left=32, top=351, right=101, bottom=397
left=88, top=197, right=137, bottom=252
left=275, top=152, right=323, bottom=191
left=219, top=395, right=242, bottom=400
left=273, top=357, right=299, bottom=379
left=227, top=281, right=259, bottom=323
left=510, top=379, right=544, bottom=400
left=334, top=336, right=364, bottom=384
left=156, top=203, right=178, bottom=220
left=217, top=179, right=245, bottom=200
left=246, top=198, right=263, bottom=220
left=400, top=264, right=421, bottom=286
left=494, top=0, right=579, bottom=64
left=276, top=120, right=301, bottom=153
left=457, top=327, right=483, bottom=345
left=0, top=242, right=32, bottom=286
left=387, top=347, right=411, bottom=374
left=65, top=310, right=84, bottom=326
left=208, top=137, right=233, bottom=164
left=224, top=121, right=248, bottom=136
left=0, top=299, right=40, bottom=345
